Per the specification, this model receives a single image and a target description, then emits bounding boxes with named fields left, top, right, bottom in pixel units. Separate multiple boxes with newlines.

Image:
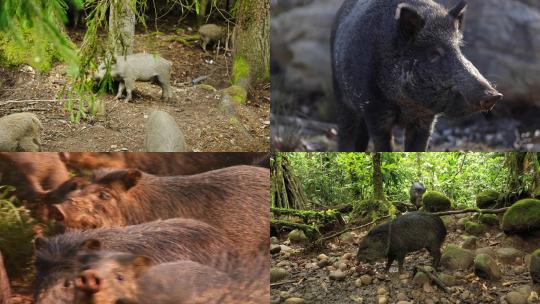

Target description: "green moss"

left=231, top=55, right=251, bottom=85
left=422, top=191, right=451, bottom=212
left=476, top=190, right=500, bottom=209
left=464, top=221, right=485, bottom=236
left=533, top=249, right=540, bottom=258
left=501, top=198, right=540, bottom=234
left=224, top=85, right=247, bottom=105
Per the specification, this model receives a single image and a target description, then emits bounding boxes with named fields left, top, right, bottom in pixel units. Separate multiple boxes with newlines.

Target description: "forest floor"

left=271, top=213, right=540, bottom=304
left=0, top=22, right=269, bottom=152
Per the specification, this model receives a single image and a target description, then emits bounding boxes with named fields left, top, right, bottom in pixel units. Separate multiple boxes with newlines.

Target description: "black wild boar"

left=409, top=182, right=426, bottom=208
left=332, top=0, right=502, bottom=151
left=356, top=212, right=446, bottom=272
left=33, top=218, right=240, bottom=304
left=49, top=165, right=269, bottom=256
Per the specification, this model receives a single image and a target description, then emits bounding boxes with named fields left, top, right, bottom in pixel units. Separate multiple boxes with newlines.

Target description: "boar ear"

left=80, top=239, right=102, bottom=251
left=131, top=256, right=152, bottom=278
left=395, top=3, right=425, bottom=40
left=49, top=204, right=65, bottom=222
left=122, top=169, right=142, bottom=190
left=449, top=0, right=467, bottom=30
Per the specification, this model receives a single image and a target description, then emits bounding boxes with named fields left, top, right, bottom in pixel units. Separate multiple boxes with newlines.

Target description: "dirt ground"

left=271, top=214, right=540, bottom=303
left=0, top=24, right=269, bottom=152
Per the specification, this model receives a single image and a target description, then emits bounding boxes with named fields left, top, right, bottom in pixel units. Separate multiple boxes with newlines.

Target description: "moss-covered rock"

left=422, top=191, right=451, bottom=212
left=501, top=199, right=540, bottom=234
left=223, top=85, right=248, bottom=105
left=441, top=244, right=475, bottom=270
left=464, top=221, right=485, bottom=236
left=474, top=253, right=501, bottom=281
left=288, top=229, right=308, bottom=244
left=476, top=190, right=500, bottom=209
left=530, top=249, right=540, bottom=284
left=479, top=213, right=499, bottom=226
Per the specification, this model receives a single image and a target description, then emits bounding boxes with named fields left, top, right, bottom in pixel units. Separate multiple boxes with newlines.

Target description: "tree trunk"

left=271, top=154, right=308, bottom=209
left=232, top=0, right=270, bottom=87
left=0, top=252, right=10, bottom=304
left=373, top=152, right=385, bottom=201
left=109, top=0, right=136, bottom=55
left=415, top=152, right=422, bottom=181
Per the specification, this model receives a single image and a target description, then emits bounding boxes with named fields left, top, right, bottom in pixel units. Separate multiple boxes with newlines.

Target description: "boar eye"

left=98, top=191, right=110, bottom=200
left=116, top=274, right=124, bottom=281
left=63, top=279, right=73, bottom=288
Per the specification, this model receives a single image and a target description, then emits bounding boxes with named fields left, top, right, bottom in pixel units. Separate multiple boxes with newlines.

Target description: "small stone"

left=378, top=296, right=388, bottom=304
left=396, top=292, right=409, bottom=301
left=342, top=252, right=354, bottom=260
left=270, top=244, right=281, bottom=254
left=317, top=259, right=331, bottom=268
left=270, top=236, right=279, bottom=244
left=360, top=274, right=372, bottom=285
left=318, top=254, right=329, bottom=260
left=413, top=272, right=429, bottom=286
left=284, top=297, right=306, bottom=304
left=505, top=291, right=527, bottom=304
left=377, top=287, right=387, bottom=295
left=329, top=270, right=346, bottom=281
left=270, top=267, right=288, bottom=283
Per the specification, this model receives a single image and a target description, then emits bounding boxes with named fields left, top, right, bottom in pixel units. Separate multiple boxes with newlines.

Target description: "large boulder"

left=476, top=190, right=500, bottom=209
left=423, top=191, right=452, bottom=212
left=501, top=199, right=540, bottom=234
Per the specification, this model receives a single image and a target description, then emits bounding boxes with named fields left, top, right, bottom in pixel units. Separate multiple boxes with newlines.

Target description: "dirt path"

left=0, top=27, right=269, bottom=152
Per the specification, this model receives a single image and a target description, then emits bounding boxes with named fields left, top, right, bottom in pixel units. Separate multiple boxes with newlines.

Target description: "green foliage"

left=0, top=28, right=59, bottom=70
left=288, top=153, right=508, bottom=213
left=501, top=198, right=540, bottom=233
left=0, top=0, right=78, bottom=70
left=0, top=187, right=35, bottom=278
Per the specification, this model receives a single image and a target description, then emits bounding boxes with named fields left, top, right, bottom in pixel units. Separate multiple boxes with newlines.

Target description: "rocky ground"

left=270, top=213, right=540, bottom=304
left=0, top=21, right=270, bottom=152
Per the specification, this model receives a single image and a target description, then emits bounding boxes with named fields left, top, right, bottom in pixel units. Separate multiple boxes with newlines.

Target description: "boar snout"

left=477, top=90, right=502, bottom=112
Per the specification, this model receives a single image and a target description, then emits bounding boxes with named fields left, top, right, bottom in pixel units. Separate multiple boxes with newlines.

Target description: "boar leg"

left=115, top=81, right=125, bottom=100
left=337, top=111, right=369, bottom=151
left=157, top=74, right=172, bottom=101
left=123, top=78, right=135, bottom=102
left=385, top=255, right=395, bottom=272
left=429, top=247, right=442, bottom=270
left=404, top=119, right=434, bottom=152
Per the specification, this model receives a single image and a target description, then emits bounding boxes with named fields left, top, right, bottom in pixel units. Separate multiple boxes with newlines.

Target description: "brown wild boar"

left=50, top=165, right=269, bottom=256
